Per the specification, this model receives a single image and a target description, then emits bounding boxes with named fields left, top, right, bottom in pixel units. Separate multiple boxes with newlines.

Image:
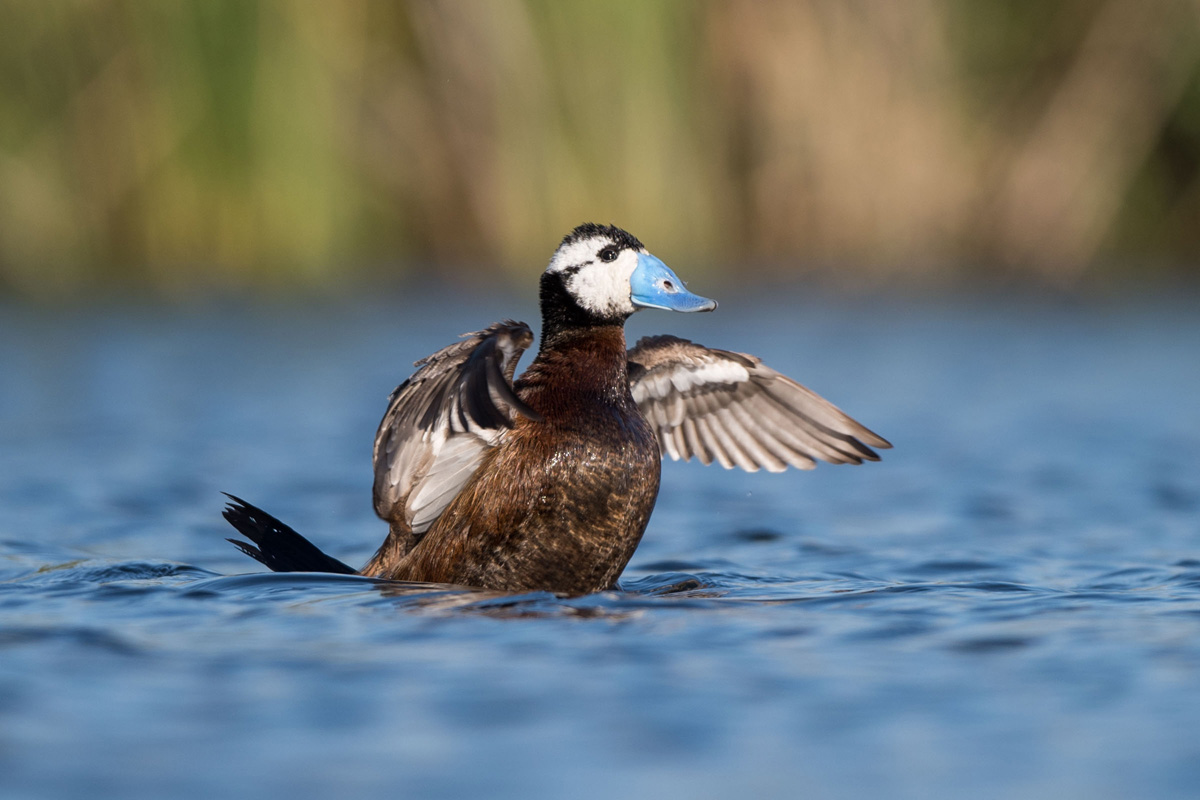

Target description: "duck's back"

left=392, top=327, right=661, bottom=595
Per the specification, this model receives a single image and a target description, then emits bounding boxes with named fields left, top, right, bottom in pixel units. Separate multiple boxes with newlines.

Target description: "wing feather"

left=683, top=416, right=712, bottom=466
left=757, top=393, right=859, bottom=464
left=373, top=321, right=538, bottom=540
left=695, top=415, right=734, bottom=469
left=627, top=335, right=890, bottom=473
left=722, top=403, right=789, bottom=472
left=672, top=424, right=691, bottom=461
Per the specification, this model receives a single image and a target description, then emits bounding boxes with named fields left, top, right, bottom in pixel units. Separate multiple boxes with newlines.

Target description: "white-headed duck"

left=223, top=223, right=890, bottom=596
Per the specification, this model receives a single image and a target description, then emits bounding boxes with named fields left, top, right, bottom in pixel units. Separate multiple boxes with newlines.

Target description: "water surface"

left=1, top=290, right=1198, bottom=799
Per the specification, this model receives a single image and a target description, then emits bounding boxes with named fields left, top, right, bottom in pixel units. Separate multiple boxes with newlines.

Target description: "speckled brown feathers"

left=371, top=326, right=659, bottom=595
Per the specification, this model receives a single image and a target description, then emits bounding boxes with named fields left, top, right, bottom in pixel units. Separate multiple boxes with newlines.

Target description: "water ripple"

left=3, top=299, right=1200, bottom=799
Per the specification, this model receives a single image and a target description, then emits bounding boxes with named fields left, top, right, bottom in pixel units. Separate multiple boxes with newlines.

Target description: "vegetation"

left=1, top=0, right=1198, bottom=298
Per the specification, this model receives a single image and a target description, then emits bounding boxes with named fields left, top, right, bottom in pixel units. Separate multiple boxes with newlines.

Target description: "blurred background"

left=4, top=7, right=1200, bottom=799
left=2, top=0, right=1200, bottom=300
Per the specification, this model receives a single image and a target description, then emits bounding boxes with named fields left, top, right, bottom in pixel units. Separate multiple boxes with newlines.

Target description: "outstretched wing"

left=627, top=335, right=891, bottom=472
left=373, top=321, right=540, bottom=537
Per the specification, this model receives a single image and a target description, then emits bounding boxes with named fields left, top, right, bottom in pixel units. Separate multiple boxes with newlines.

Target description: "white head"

left=544, top=223, right=716, bottom=323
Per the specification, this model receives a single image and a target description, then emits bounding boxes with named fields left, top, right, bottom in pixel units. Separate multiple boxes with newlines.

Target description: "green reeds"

left=1, top=0, right=1198, bottom=298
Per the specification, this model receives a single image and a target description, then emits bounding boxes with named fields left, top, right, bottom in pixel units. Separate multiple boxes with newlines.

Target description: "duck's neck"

left=525, top=275, right=632, bottom=408
left=535, top=323, right=629, bottom=390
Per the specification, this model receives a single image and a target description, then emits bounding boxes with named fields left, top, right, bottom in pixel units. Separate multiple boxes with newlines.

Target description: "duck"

left=222, top=223, right=890, bottom=596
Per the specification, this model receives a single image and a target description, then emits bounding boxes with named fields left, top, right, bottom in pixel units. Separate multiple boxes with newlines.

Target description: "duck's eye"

left=598, top=246, right=619, bottom=263
left=662, top=279, right=676, bottom=292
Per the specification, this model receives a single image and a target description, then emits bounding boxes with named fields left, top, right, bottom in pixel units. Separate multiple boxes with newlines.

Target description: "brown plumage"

left=222, top=223, right=890, bottom=596
left=365, top=326, right=660, bottom=595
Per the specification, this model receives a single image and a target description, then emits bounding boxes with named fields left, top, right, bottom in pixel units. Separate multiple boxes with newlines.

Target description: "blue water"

left=1, top=289, right=1198, bottom=799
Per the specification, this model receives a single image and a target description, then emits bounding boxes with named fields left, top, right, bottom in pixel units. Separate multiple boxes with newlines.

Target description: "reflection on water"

left=1, top=290, right=1199, bottom=799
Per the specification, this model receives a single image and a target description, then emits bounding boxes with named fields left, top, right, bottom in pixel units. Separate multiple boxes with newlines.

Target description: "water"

left=1, top=289, right=1198, bottom=799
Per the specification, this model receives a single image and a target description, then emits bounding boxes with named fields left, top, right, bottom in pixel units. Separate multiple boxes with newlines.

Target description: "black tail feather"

left=221, top=493, right=356, bottom=575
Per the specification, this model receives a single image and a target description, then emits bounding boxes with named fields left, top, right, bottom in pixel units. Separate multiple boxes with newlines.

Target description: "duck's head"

left=541, top=223, right=716, bottom=330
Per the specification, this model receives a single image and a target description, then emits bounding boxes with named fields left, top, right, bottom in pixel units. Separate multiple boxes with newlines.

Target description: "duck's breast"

left=401, top=401, right=661, bottom=595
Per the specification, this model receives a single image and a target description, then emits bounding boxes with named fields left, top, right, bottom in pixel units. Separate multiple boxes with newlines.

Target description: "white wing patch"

left=406, top=433, right=495, bottom=533
left=631, top=359, right=750, bottom=402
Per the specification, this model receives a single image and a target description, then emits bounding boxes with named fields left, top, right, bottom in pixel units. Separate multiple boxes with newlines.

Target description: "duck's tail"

left=221, top=494, right=357, bottom=574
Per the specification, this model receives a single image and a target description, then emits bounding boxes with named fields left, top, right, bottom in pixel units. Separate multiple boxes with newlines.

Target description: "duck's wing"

left=373, top=321, right=540, bottom=536
left=627, top=335, right=891, bottom=472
